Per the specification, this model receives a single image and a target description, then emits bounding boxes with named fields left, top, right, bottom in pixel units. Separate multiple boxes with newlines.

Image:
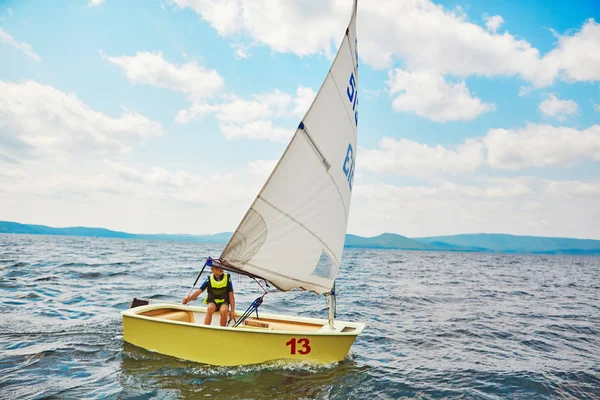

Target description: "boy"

left=183, top=265, right=235, bottom=326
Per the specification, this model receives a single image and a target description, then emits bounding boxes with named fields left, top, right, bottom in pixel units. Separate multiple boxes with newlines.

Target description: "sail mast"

left=328, top=281, right=336, bottom=330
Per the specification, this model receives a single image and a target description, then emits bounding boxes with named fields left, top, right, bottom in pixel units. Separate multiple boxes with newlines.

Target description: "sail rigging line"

left=232, top=293, right=266, bottom=328
left=229, top=276, right=268, bottom=328
left=252, top=276, right=270, bottom=293
left=185, top=257, right=211, bottom=300
left=257, top=195, right=341, bottom=268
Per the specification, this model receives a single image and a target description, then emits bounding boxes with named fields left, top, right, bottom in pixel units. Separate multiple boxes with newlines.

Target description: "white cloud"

left=484, top=15, right=504, bottom=33
left=169, top=0, right=243, bottom=36
left=176, top=86, right=315, bottom=141
left=544, top=19, right=600, bottom=83
left=518, top=86, right=532, bottom=96
left=348, top=178, right=598, bottom=239
left=438, top=179, right=533, bottom=199
left=594, top=102, right=600, bottom=112
left=221, top=120, right=292, bottom=142
left=360, top=137, right=485, bottom=176
left=544, top=179, right=600, bottom=197
left=387, top=69, right=495, bottom=122
left=0, top=160, right=268, bottom=235
left=177, top=89, right=295, bottom=124
left=231, top=43, right=251, bottom=59
left=0, top=80, right=162, bottom=161
left=170, top=0, right=345, bottom=57
left=101, top=51, right=224, bottom=98
left=539, top=94, right=578, bottom=121
left=0, top=27, right=41, bottom=61
left=360, top=1, right=548, bottom=83
left=174, top=102, right=217, bottom=124
left=171, top=1, right=600, bottom=89
left=354, top=180, right=533, bottom=203
left=225, top=90, right=294, bottom=122
left=0, top=167, right=28, bottom=180
left=293, top=86, right=317, bottom=116
left=5, top=160, right=259, bottom=209
left=104, top=161, right=232, bottom=195
left=248, top=159, right=277, bottom=179
left=172, top=0, right=532, bottom=79
left=360, top=124, right=600, bottom=177
left=363, top=88, right=385, bottom=99
left=484, top=124, right=600, bottom=170
left=363, top=7, right=599, bottom=86
left=88, top=0, right=105, bottom=7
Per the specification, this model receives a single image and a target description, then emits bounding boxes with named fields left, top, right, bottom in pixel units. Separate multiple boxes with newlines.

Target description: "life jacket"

left=204, top=273, right=230, bottom=305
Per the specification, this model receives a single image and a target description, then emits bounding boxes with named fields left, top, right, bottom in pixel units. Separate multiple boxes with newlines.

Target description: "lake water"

left=0, top=234, right=599, bottom=399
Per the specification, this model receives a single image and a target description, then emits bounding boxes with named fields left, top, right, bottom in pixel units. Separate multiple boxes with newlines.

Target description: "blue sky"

left=0, top=0, right=599, bottom=239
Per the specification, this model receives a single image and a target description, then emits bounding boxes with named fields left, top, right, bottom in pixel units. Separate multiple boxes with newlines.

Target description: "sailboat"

left=121, top=0, right=364, bottom=366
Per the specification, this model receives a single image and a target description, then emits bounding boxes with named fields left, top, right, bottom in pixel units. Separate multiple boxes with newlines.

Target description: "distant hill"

left=0, top=221, right=229, bottom=243
left=345, top=233, right=496, bottom=252
left=2, top=221, right=599, bottom=254
left=345, top=233, right=436, bottom=250
left=415, top=233, right=600, bottom=254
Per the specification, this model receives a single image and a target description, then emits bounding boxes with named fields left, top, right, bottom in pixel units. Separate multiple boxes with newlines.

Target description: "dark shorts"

left=207, top=301, right=229, bottom=311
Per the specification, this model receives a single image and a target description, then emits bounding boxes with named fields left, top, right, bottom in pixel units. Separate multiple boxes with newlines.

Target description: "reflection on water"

left=1, top=234, right=599, bottom=399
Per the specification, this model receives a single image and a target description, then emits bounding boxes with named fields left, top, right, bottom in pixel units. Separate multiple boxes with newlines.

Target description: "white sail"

left=220, top=0, right=359, bottom=294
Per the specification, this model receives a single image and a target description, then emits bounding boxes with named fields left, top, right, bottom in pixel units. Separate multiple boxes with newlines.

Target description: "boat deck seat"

left=242, top=319, right=272, bottom=329
left=154, top=310, right=194, bottom=323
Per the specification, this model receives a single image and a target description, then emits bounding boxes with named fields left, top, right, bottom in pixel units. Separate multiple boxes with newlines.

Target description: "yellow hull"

left=121, top=303, right=365, bottom=366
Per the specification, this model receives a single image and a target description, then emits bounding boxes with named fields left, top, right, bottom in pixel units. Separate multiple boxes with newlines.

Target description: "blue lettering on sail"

left=346, top=72, right=358, bottom=127
left=346, top=73, right=355, bottom=103
left=342, top=143, right=355, bottom=191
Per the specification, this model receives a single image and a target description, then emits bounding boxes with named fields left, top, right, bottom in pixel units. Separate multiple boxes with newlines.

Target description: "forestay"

left=220, top=0, right=359, bottom=294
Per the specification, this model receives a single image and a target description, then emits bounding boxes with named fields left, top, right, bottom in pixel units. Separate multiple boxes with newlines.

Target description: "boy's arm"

left=229, top=290, right=235, bottom=319
left=183, top=288, right=203, bottom=304
left=183, top=278, right=209, bottom=304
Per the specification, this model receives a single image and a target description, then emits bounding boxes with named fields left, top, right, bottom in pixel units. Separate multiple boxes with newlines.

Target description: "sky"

left=0, top=0, right=599, bottom=239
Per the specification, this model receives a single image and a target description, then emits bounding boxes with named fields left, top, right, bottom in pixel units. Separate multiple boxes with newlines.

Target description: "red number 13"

left=286, top=338, right=311, bottom=355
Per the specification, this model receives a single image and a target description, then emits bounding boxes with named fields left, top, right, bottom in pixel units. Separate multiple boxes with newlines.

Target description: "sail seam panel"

left=326, top=166, right=350, bottom=219
left=256, top=195, right=341, bottom=267
left=329, top=68, right=358, bottom=142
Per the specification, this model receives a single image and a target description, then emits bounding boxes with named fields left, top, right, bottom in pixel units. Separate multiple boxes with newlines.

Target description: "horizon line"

left=1, top=220, right=599, bottom=241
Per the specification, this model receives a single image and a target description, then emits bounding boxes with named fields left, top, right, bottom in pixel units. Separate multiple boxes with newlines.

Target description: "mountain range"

left=1, top=221, right=599, bottom=255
